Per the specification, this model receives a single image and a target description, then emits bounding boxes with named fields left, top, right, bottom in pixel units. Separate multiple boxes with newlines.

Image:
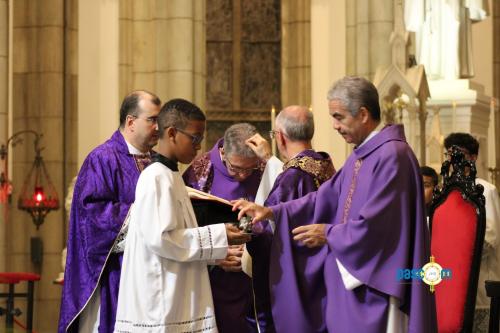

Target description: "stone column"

left=0, top=0, right=8, bottom=274
left=122, top=0, right=206, bottom=109
left=311, top=0, right=349, bottom=167
left=10, top=1, right=68, bottom=331
left=78, top=0, right=119, bottom=166
left=492, top=0, right=500, bottom=187
left=281, top=0, right=311, bottom=107
left=346, top=0, right=393, bottom=79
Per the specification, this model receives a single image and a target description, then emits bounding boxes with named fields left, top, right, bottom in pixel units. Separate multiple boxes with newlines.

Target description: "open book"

left=186, top=186, right=252, bottom=233
left=186, top=186, right=232, bottom=206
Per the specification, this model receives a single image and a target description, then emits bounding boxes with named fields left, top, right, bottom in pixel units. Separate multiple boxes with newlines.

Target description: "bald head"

left=119, top=90, right=161, bottom=128
left=276, top=105, right=314, bottom=141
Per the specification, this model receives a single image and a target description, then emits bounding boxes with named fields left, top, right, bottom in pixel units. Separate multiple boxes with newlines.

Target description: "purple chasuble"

left=248, top=149, right=335, bottom=333
left=58, top=131, right=146, bottom=333
left=183, top=138, right=264, bottom=333
left=271, top=125, right=437, bottom=333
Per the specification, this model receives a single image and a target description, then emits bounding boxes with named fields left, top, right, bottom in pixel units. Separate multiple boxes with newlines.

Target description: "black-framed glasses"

left=175, top=127, right=204, bottom=145
left=131, top=115, right=158, bottom=124
left=224, top=157, right=259, bottom=174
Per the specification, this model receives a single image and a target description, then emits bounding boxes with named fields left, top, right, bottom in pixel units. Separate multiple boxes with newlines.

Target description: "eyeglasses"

left=131, top=115, right=158, bottom=124
left=269, top=130, right=279, bottom=139
left=175, top=127, right=204, bottom=145
left=224, top=157, right=260, bottom=174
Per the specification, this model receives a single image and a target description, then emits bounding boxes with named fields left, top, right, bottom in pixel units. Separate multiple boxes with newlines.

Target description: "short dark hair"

left=420, top=166, right=438, bottom=187
left=119, top=90, right=161, bottom=127
left=443, top=133, right=479, bottom=155
left=327, top=76, right=381, bottom=121
left=157, top=98, right=206, bottom=137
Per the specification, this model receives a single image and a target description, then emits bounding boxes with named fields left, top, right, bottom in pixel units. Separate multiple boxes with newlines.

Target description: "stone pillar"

left=346, top=0, right=393, bottom=79
left=281, top=0, right=311, bottom=107
left=10, top=1, right=68, bottom=331
left=78, top=0, right=119, bottom=166
left=492, top=0, right=500, bottom=187
left=311, top=0, right=349, bottom=167
left=0, top=0, right=8, bottom=274
left=121, top=0, right=206, bottom=109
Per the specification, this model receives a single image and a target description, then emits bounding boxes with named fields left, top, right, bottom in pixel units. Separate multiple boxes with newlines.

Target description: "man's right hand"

left=231, top=199, right=274, bottom=223
left=245, top=133, right=272, bottom=162
left=225, top=224, right=252, bottom=245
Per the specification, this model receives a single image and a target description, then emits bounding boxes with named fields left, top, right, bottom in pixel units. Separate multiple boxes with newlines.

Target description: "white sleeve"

left=135, top=170, right=228, bottom=262
left=336, top=258, right=363, bottom=290
left=483, top=183, right=500, bottom=253
left=254, top=156, right=284, bottom=205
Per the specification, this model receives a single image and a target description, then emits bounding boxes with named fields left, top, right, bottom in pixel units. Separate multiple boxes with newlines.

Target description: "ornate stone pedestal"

left=426, top=79, right=491, bottom=179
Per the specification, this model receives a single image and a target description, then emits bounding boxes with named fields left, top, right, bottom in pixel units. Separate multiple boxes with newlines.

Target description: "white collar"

left=357, top=122, right=384, bottom=149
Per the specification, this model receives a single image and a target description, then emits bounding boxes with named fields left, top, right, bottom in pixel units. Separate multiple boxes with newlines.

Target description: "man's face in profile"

left=422, top=175, right=435, bottom=206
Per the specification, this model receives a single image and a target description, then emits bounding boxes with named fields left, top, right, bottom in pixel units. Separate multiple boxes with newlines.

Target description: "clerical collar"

left=357, top=122, right=384, bottom=149
left=152, top=154, right=179, bottom=171
left=124, top=137, right=147, bottom=155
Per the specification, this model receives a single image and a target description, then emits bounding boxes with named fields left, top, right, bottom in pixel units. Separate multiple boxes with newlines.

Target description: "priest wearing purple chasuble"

left=183, top=123, right=267, bottom=333
left=235, top=77, right=437, bottom=333
left=58, top=91, right=161, bottom=333
left=247, top=105, right=336, bottom=333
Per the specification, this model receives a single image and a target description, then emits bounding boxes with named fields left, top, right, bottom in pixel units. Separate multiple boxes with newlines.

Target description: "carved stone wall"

left=206, top=0, right=281, bottom=148
left=7, top=1, right=78, bottom=331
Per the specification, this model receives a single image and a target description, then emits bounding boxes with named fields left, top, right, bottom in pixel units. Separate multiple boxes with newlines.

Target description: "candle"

left=271, top=105, right=276, bottom=156
left=451, top=100, right=456, bottom=132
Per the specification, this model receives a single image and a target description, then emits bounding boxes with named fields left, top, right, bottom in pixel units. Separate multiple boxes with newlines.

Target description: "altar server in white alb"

left=114, top=98, right=251, bottom=333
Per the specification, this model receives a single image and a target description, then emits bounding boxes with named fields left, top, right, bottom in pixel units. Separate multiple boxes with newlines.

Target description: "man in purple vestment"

left=183, top=123, right=267, bottom=333
left=58, top=91, right=161, bottom=333
left=248, top=105, right=335, bottom=333
left=235, top=76, right=437, bottom=333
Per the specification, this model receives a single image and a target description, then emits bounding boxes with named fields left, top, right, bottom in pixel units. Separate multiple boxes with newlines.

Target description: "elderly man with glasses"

left=183, top=122, right=276, bottom=333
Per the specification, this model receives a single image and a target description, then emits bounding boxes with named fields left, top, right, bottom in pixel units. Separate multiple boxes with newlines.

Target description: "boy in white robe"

left=114, top=98, right=251, bottom=333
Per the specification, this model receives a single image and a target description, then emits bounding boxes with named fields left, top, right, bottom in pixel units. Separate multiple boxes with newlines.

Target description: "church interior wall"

left=0, top=1, right=499, bottom=332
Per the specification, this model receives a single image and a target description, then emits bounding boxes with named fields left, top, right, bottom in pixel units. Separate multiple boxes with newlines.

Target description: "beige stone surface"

left=40, top=73, right=64, bottom=117
left=166, top=18, right=194, bottom=71
left=133, top=72, right=155, bottom=91
left=133, top=0, right=153, bottom=20
left=168, top=70, right=194, bottom=99
left=39, top=0, right=64, bottom=26
left=38, top=27, right=63, bottom=72
left=167, top=0, right=193, bottom=19
left=132, top=20, right=155, bottom=72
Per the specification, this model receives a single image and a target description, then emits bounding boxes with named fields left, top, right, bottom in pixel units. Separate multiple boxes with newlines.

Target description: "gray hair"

left=223, top=123, right=258, bottom=158
left=327, top=76, right=381, bottom=121
left=276, top=106, right=314, bottom=141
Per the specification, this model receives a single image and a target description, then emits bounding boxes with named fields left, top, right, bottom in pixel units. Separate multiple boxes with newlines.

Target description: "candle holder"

left=0, top=130, right=59, bottom=229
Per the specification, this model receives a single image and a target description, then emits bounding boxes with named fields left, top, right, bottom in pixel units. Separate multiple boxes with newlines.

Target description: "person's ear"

left=278, top=131, right=286, bottom=147
left=359, top=107, right=370, bottom=123
left=219, top=147, right=225, bottom=158
left=126, top=115, right=136, bottom=131
left=165, top=127, right=177, bottom=142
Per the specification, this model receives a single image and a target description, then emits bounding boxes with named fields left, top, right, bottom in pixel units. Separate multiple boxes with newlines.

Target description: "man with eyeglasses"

left=444, top=133, right=500, bottom=330
left=247, top=105, right=336, bottom=333
left=59, top=90, right=161, bottom=333
left=183, top=123, right=272, bottom=333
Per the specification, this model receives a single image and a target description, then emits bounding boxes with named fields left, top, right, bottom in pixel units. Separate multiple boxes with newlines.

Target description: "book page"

left=185, top=186, right=232, bottom=206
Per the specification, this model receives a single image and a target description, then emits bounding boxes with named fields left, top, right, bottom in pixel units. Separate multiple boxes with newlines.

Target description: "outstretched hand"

left=216, top=245, right=244, bottom=272
left=231, top=199, right=274, bottom=223
left=245, top=133, right=272, bottom=162
left=225, top=223, right=252, bottom=245
left=291, top=224, right=327, bottom=248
